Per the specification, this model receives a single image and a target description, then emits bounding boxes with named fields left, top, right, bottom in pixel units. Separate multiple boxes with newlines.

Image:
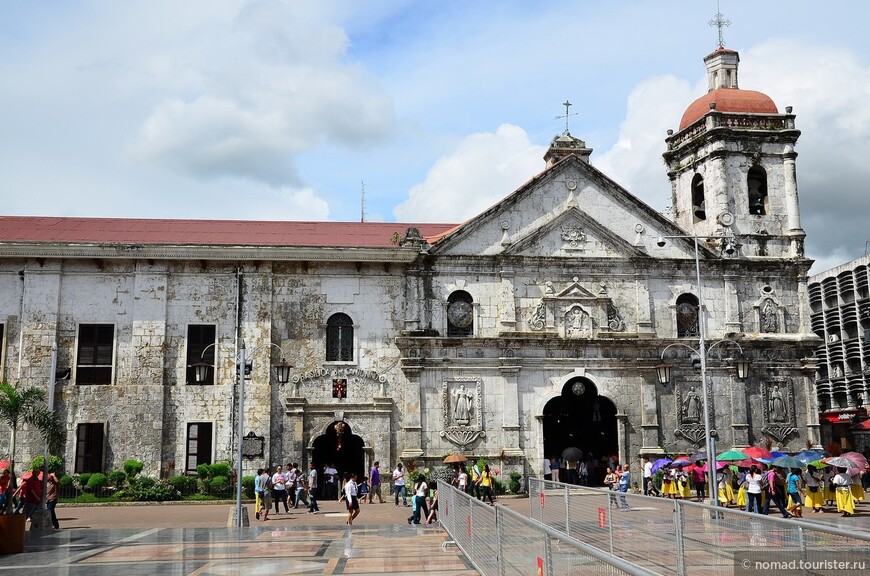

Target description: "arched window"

left=747, top=166, right=768, bottom=215
left=326, top=313, right=354, bottom=361
left=676, top=294, right=700, bottom=338
left=446, top=291, right=474, bottom=337
left=691, top=173, right=706, bottom=221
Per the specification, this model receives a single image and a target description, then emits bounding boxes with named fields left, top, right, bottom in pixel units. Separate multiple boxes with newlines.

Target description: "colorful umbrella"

left=443, top=454, right=468, bottom=464
left=650, top=458, right=672, bottom=474
left=770, top=455, right=805, bottom=469
left=735, top=459, right=766, bottom=470
left=701, top=461, right=728, bottom=472
left=717, top=450, right=749, bottom=462
left=742, top=446, right=773, bottom=459
left=823, top=455, right=860, bottom=469
left=0, top=460, right=10, bottom=470
left=794, top=450, right=826, bottom=464
left=807, top=459, right=828, bottom=469
left=770, top=451, right=788, bottom=459
left=842, top=452, right=868, bottom=469
left=671, top=458, right=692, bottom=467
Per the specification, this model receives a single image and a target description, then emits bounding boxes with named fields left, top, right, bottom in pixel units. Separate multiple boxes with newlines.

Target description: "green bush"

left=185, top=493, right=219, bottom=501
left=242, top=475, right=256, bottom=499
left=210, top=475, right=230, bottom=495
left=208, top=461, right=231, bottom=479
left=121, top=479, right=181, bottom=502
left=59, top=474, right=73, bottom=487
left=108, top=470, right=127, bottom=488
left=509, top=471, right=522, bottom=494
left=171, top=474, right=197, bottom=494
left=86, top=473, right=108, bottom=493
left=493, top=478, right=506, bottom=495
left=29, top=454, right=64, bottom=474
left=78, top=473, right=93, bottom=491
left=196, top=463, right=210, bottom=479
left=123, top=459, right=145, bottom=478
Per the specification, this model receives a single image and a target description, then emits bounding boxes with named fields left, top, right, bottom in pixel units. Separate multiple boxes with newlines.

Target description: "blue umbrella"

left=650, top=458, right=672, bottom=474
left=794, top=450, right=825, bottom=464
left=670, top=458, right=692, bottom=467
left=770, top=451, right=788, bottom=459
left=770, top=455, right=805, bottom=469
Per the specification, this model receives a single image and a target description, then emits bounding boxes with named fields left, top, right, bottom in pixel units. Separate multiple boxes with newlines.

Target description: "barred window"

left=186, top=422, right=213, bottom=472
left=676, top=294, right=700, bottom=338
left=326, top=313, right=354, bottom=361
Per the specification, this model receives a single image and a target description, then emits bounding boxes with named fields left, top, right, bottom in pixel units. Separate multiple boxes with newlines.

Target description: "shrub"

left=493, top=478, right=506, bottom=495
left=134, top=476, right=156, bottom=490
left=123, top=459, right=144, bottom=478
left=242, top=475, right=256, bottom=499
left=78, top=473, right=93, bottom=491
left=86, top=473, right=108, bottom=494
left=196, top=463, right=210, bottom=479
left=210, top=475, right=231, bottom=495
left=59, top=474, right=73, bottom=487
left=108, top=470, right=127, bottom=488
left=208, top=461, right=231, bottom=479
left=171, top=474, right=197, bottom=494
left=509, top=471, right=522, bottom=494
left=29, top=454, right=64, bottom=474
left=121, top=479, right=181, bottom=502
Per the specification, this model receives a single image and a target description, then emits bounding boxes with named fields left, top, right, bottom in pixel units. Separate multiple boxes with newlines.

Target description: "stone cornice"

left=0, top=242, right=421, bottom=263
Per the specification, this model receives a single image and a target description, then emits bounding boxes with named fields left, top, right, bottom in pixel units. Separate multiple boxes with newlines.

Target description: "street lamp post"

left=655, top=234, right=747, bottom=507
left=191, top=341, right=292, bottom=528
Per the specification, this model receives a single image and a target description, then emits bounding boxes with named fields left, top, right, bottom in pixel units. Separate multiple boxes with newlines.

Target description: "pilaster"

left=498, top=364, right=523, bottom=456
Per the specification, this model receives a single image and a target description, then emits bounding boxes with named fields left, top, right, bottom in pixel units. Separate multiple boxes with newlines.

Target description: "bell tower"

left=662, top=47, right=805, bottom=259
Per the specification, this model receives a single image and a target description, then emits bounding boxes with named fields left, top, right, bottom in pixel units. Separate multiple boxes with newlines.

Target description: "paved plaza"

left=0, top=495, right=867, bottom=575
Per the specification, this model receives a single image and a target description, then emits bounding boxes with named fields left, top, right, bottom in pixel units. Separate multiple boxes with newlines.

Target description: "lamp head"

left=656, top=236, right=666, bottom=248
left=723, top=241, right=736, bottom=256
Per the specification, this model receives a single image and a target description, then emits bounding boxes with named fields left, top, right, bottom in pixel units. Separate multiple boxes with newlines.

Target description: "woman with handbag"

left=802, top=465, right=823, bottom=513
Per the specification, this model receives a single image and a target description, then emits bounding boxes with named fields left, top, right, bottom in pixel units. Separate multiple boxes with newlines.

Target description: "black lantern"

left=655, top=363, right=671, bottom=385
left=274, top=359, right=293, bottom=384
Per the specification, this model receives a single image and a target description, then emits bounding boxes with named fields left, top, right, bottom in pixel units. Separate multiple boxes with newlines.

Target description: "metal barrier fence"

left=528, top=478, right=870, bottom=576
left=438, top=482, right=658, bottom=576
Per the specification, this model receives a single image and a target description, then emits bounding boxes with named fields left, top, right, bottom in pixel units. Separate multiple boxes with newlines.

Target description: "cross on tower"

left=708, top=2, right=730, bottom=48
left=555, top=100, right=578, bottom=135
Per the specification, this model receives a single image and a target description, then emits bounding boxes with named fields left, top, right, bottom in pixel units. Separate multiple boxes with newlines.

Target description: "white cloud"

left=128, top=0, right=396, bottom=187
left=392, top=124, right=546, bottom=223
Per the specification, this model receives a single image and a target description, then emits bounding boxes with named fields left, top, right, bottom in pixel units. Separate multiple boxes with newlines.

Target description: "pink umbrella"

left=842, top=452, right=868, bottom=469
left=701, top=461, right=728, bottom=472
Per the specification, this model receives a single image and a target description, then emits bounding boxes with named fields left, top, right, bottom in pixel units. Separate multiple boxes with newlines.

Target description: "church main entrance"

left=311, top=421, right=365, bottom=499
left=542, top=377, right=617, bottom=485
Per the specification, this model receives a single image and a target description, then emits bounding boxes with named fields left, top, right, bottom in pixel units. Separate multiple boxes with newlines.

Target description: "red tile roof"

left=0, top=216, right=458, bottom=248
left=679, top=88, right=778, bottom=130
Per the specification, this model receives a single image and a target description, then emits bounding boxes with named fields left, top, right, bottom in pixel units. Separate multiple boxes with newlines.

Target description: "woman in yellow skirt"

left=802, top=465, right=823, bottom=513
left=716, top=469, right=731, bottom=506
left=736, top=468, right=748, bottom=509
left=676, top=466, right=691, bottom=499
left=832, top=467, right=856, bottom=517
left=661, top=468, right=677, bottom=498
left=849, top=473, right=864, bottom=502
left=822, top=467, right=836, bottom=506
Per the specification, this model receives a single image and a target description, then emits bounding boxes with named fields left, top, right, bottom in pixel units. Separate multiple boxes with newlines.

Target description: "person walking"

left=343, top=472, right=360, bottom=525
left=745, top=466, right=764, bottom=514
left=426, top=482, right=439, bottom=524
left=392, top=462, right=407, bottom=506
left=271, top=465, right=289, bottom=515
left=307, top=462, right=319, bottom=514
left=254, top=468, right=264, bottom=519
left=257, top=467, right=272, bottom=521
left=369, top=461, right=384, bottom=503
left=617, top=464, right=631, bottom=510
left=408, top=475, right=429, bottom=524
left=642, top=456, right=653, bottom=496
left=762, top=467, right=791, bottom=518
left=549, top=456, right=560, bottom=483
left=692, top=464, right=706, bottom=502
left=324, top=463, right=338, bottom=501
left=45, top=470, right=60, bottom=529
left=786, top=467, right=804, bottom=518
left=477, top=465, right=495, bottom=505
left=802, top=465, right=823, bottom=513
left=457, top=465, right=468, bottom=494
left=832, top=467, right=855, bottom=517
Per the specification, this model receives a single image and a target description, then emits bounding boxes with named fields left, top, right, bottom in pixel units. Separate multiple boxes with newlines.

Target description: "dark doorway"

left=311, top=421, right=365, bottom=499
left=542, top=378, right=618, bottom=485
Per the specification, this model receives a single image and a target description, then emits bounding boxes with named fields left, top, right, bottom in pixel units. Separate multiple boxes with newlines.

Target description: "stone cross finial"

left=708, top=2, right=730, bottom=48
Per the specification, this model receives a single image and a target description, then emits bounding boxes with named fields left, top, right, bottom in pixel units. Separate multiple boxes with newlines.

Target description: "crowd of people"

left=0, top=465, right=60, bottom=529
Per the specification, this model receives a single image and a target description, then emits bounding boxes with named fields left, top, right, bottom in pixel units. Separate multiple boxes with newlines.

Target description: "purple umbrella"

left=670, top=458, right=692, bottom=467
left=650, top=458, right=672, bottom=474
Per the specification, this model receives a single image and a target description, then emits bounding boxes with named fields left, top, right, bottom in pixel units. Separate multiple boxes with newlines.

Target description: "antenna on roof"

left=360, top=180, right=367, bottom=223
left=709, top=1, right=730, bottom=48
left=555, top=100, right=578, bottom=136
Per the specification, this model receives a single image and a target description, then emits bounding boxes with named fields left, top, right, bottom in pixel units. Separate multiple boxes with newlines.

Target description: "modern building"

left=808, top=254, right=870, bottom=452
left=0, top=43, right=821, bottom=483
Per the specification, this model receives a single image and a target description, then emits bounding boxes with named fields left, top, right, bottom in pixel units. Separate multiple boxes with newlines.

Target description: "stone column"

left=634, top=274, right=654, bottom=336
left=499, top=265, right=516, bottom=330
left=499, top=364, right=523, bottom=456
left=783, top=147, right=802, bottom=233
left=400, top=366, right=424, bottom=458
left=729, top=374, right=750, bottom=448
left=723, top=272, right=742, bottom=333
left=801, top=364, right=823, bottom=449
left=404, top=266, right=421, bottom=331
left=616, top=413, right=629, bottom=466
left=640, top=376, right=664, bottom=454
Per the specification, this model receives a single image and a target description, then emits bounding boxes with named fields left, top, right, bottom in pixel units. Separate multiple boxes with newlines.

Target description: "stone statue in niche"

left=761, top=299, right=778, bottom=333
left=453, top=383, right=474, bottom=425
left=683, top=386, right=702, bottom=423
left=769, top=385, right=787, bottom=422
left=564, top=306, right=591, bottom=338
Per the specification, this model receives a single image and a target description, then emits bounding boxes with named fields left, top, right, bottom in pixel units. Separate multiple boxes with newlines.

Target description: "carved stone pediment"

left=525, top=277, right=626, bottom=337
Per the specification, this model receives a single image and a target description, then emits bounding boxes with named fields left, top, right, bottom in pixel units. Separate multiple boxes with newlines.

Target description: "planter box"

left=0, top=514, right=26, bottom=554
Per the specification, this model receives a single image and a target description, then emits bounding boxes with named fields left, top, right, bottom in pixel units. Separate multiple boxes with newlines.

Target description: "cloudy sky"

left=1, top=1, right=868, bottom=274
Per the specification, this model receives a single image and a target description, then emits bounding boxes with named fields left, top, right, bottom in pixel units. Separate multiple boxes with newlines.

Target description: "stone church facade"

left=0, top=46, right=821, bottom=481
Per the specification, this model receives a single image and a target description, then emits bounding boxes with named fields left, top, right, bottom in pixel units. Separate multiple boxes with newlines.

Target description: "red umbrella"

left=0, top=460, right=10, bottom=470
left=742, top=447, right=772, bottom=460
left=735, top=459, right=766, bottom=470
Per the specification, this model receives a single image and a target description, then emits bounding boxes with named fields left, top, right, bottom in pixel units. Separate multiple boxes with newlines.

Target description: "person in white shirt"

left=457, top=465, right=468, bottom=493
left=271, top=465, right=289, bottom=514
left=392, top=462, right=408, bottom=506
left=343, top=472, right=360, bottom=525
left=744, top=466, right=763, bottom=514
left=832, top=467, right=855, bottom=517
left=408, top=475, right=429, bottom=524
left=642, top=456, right=655, bottom=495
left=324, top=463, right=338, bottom=501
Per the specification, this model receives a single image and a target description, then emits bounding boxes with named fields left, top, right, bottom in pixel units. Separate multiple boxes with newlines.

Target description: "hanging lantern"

left=335, top=421, right=346, bottom=452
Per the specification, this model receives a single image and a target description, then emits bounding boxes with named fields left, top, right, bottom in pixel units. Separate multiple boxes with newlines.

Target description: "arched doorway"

left=542, top=378, right=618, bottom=485
left=312, top=421, right=365, bottom=499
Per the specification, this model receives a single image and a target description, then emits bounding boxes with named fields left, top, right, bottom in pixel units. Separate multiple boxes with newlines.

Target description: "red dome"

left=679, top=88, right=778, bottom=130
